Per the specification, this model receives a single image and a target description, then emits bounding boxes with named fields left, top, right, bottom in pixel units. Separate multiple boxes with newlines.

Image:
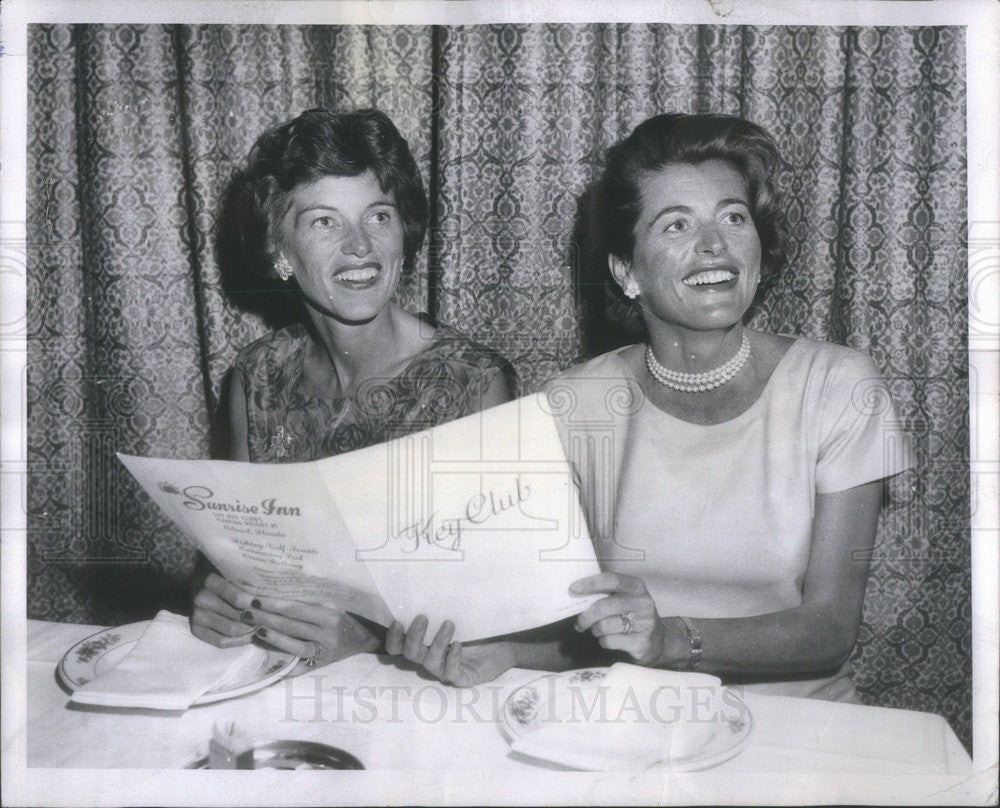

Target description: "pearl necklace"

left=645, top=333, right=751, bottom=393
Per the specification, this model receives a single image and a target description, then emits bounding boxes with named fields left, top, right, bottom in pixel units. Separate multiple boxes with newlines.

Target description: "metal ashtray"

left=188, top=740, right=364, bottom=770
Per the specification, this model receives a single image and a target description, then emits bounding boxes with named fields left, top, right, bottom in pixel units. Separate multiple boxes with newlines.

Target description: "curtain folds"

left=26, top=23, right=969, bottom=746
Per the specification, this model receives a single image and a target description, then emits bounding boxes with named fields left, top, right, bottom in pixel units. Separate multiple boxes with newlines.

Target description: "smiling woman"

left=369, top=114, right=919, bottom=702
left=223, top=109, right=516, bottom=464
left=191, top=109, right=517, bottom=674
left=542, top=113, right=918, bottom=702
left=281, top=172, right=406, bottom=325
left=612, top=159, right=762, bottom=337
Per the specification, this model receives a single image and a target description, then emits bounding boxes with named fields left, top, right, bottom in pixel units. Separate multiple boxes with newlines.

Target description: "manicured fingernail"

left=241, top=610, right=254, bottom=624
left=573, top=621, right=583, bottom=632
left=251, top=599, right=262, bottom=609
left=255, top=627, right=268, bottom=638
left=569, top=582, right=582, bottom=594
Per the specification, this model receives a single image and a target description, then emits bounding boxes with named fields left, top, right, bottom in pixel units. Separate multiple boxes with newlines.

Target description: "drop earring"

left=275, top=254, right=293, bottom=282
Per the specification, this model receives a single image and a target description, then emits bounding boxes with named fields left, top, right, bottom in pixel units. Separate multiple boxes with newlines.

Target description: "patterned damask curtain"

left=26, top=24, right=969, bottom=746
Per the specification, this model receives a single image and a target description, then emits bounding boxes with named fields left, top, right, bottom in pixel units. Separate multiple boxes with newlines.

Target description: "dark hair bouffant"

left=593, top=113, right=787, bottom=331
left=246, top=108, right=428, bottom=273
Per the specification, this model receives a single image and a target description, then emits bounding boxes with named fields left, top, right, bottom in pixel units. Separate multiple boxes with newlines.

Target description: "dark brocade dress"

left=231, top=321, right=517, bottom=463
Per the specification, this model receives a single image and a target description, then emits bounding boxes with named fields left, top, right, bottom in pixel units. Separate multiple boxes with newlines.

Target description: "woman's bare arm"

left=228, top=368, right=250, bottom=462
left=480, top=365, right=515, bottom=408
left=575, top=480, right=883, bottom=678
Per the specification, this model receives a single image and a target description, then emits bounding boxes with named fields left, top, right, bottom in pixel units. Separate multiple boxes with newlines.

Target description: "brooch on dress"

left=268, top=426, right=293, bottom=458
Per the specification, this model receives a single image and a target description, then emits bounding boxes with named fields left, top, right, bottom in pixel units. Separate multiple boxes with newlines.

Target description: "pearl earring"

left=624, top=280, right=639, bottom=299
left=275, top=255, right=293, bottom=281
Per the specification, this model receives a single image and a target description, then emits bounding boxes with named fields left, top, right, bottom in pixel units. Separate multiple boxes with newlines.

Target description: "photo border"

left=2, top=1, right=997, bottom=804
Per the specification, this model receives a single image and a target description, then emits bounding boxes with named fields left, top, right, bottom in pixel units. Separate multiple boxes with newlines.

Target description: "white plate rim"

left=501, top=667, right=753, bottom=772
left=57, top=620, right=299, bottom=705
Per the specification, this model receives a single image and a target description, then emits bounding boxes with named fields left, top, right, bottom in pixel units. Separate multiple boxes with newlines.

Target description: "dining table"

left=11, top=619, right=987, bottom=806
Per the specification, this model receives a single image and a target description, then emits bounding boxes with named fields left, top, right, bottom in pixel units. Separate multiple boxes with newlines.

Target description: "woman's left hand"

left=245, top=595, right=381, bottom=675
left=384, top=616, right=516, bottom=687
left=572, top=572, right=666, bottom=666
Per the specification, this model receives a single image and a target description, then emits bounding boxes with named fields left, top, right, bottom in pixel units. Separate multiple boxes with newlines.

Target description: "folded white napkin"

left=510, top=663, right=725, bottom=771
left=70, top=610, right=260, bottom=710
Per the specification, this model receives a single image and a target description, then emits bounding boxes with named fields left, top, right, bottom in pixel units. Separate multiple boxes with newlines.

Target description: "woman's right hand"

left=191, top=572, right=257, bottom=648
left=571, top=572, right=668, bottom=666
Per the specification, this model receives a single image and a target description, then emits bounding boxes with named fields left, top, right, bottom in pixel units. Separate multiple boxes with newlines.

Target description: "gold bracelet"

left=676, top=616, right=703, bottom=670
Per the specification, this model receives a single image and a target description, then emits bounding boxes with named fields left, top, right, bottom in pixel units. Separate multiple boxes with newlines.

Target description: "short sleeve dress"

left=232, top=322, right=516, bottom=463
left=547, top=336, right=914, bottom=701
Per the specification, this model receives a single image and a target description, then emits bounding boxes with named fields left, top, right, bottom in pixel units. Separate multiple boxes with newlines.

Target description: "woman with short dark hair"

left=191, top=109, right=515, bottom=671
left=597, top=112, right=786, bottom=334
left=401, top=112, right=916, bottom=697
left=249, top=108, right=430, bottom=289
left=558, top=112, right=914, bottom=700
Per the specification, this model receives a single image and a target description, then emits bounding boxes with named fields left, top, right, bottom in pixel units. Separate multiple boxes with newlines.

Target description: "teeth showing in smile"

left=683, top=269, right=736, bottom=286
left=336, top=267, right=378, bottom=282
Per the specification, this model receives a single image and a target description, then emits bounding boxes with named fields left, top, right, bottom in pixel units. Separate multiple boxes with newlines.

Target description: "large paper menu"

left=119, top=394, right=601, bottom=643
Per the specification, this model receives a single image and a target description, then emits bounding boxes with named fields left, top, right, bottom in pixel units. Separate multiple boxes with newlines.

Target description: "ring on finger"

left=621, top=612, right=636, bottom=635
left=303, top=642, right=322, bottom=668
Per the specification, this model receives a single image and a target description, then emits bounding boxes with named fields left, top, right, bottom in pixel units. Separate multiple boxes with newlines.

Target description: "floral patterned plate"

left=501, top=668, right=752, bottom=772
left=57, top=621, right=298, bottom=705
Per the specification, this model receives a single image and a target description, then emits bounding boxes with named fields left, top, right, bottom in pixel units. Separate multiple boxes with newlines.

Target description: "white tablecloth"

left=15, top=620, right=982, bottom=805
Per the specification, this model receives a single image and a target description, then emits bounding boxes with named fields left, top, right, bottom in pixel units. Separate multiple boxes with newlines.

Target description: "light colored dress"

left=547, top=336, right=914, bottom=701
